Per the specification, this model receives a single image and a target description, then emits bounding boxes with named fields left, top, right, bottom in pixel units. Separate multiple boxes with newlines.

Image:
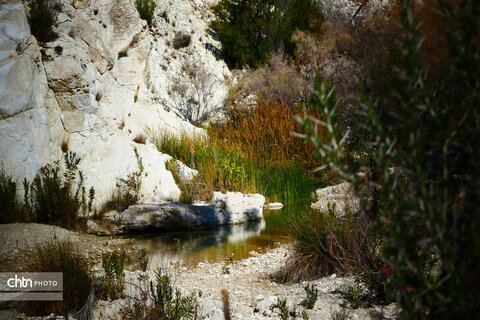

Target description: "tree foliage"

left=298, top=0, right=480, bottom=317
left=211, top=0, right=325, bottom=68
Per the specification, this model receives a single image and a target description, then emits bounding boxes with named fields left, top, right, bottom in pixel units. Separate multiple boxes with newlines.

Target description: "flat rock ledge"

left=311, top=182, right=360, bottom=217
left=106, top=192, right=265, bottom=234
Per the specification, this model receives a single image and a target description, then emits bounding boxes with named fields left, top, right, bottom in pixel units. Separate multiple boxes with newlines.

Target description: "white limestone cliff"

left=0, top=0, right=230, bottom=209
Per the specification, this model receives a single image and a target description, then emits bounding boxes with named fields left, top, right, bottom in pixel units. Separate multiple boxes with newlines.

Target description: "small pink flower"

left=381, top=265, right=392, bottom=276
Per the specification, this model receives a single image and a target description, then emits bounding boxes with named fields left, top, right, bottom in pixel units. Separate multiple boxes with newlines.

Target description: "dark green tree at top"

left=211, top=0, right=325, bottom=68
left=211, top=0, right=280, bottom=68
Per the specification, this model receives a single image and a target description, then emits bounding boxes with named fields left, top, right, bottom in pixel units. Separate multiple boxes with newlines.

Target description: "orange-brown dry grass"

left=208, top=99, right=325, bottom=171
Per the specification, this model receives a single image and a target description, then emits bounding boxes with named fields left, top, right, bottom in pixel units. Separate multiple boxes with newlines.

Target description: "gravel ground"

left=0, top=223, right=133, bottom=272
left=93, top=245, right=399, bottom=320
left=0, top=225, right=399, bottom=319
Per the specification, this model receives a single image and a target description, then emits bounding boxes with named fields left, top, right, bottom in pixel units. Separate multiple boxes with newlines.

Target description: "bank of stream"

left=128, top=203, right=308, bottom=269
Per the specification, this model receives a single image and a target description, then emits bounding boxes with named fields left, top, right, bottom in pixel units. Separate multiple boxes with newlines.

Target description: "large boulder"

left=106, top=192, right=265, bottom=233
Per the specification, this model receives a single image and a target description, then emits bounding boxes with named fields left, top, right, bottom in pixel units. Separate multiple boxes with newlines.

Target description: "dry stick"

left=351, top=0, right=369, bottom=26
left=221, top=289, right=231, bottom=320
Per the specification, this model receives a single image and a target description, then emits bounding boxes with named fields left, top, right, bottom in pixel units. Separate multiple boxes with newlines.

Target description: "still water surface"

left=130, top=204, right=305, bottom=268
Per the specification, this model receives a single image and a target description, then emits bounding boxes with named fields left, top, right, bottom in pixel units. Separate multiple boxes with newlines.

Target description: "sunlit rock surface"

left=0, top=0, right=229, bottom=208
left=106, top=192, right=265, bottom=233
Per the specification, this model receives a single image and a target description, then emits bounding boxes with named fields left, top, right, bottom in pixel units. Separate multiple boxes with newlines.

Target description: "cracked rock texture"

left=0, top=0, right=229, bottom=208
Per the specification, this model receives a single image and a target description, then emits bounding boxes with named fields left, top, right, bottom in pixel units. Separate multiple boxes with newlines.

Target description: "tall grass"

left=151, top=100, right=321, bottom=204
left=279, top=209, right=378, bottom=282
left=25, top=241, right=92, bottom=316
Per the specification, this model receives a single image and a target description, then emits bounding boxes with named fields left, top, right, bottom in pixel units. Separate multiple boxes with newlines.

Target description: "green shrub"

left=0, top=168, right=20, bottom=223
left=97, top=252, right=126, bottom=300
left=27, top=0, right=60, bottom=42
left=297, top=0, right=480, bottom=317
left=124, top=268, right=199, bottom=319
left=301, top=284, right=318, bottom=309
left=30, top=152, right=93, bottom=228
left=25, top=241, right=92, bottom=316
left=342, top=282, right=367, bottom=309
left=211, top=0, right=280, bottom=68
left=135, top=0, right=157, bottom=25
left=281, top=208, right=378, bottom=282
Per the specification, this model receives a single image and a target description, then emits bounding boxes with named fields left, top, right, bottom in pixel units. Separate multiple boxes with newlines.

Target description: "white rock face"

left=0, top=0, right=229, bottom=209
left=105, top=192, right=265, bottom=233
left=0, top=2, right=64, bottom=187
left=311, top=182, right=360, bottom=217
left=212, top=191, right=266, bottom=222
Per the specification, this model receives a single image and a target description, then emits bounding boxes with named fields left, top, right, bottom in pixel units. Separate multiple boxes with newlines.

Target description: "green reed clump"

left=151, top=129, right=316, bottom=205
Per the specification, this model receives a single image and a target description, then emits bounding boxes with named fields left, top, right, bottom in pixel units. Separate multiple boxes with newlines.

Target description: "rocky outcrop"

left=311, top=182, right=360, bottom=217
left=0, top=0, right=230, bottom=209
left=0, top=1, right=64, bottom=187
left=106, top=192, right=265, bottom=233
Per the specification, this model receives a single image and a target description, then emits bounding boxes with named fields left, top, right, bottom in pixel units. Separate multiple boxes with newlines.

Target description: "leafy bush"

left=135, top=0, right=156, bottom=25
left=26, top=0, right=60, bottom=42
left=277, top=297, right=290, bottom=320
left=124, top=268, right=199, bottom=319
left=297, top=0, right=480, bottom=317
left=97, top=252, right=126, bottom=300
left=25, top=241, right=92, bottom=316
left=0, top=168, right=20, bottom=223
left=30, top=152, right=93, bottom=228
left=1, top=153, right=94, bottom=226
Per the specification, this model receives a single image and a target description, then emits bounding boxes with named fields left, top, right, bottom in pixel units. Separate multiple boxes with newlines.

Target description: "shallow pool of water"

left=129, top=204, right=306, bottom=269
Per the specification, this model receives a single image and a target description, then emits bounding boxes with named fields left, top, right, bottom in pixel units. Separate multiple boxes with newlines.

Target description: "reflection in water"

left=130, top=205, right=304, bottom=268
